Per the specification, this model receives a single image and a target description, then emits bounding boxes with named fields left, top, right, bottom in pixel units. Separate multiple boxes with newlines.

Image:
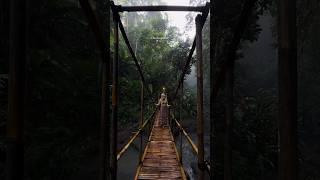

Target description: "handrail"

left=172, top=117, right=198, bottom=155
left=171, top=114, right=211, bottom=175
left=109, top=1, right=213, bottom=176
left=117, top=110, right=156, bottom=160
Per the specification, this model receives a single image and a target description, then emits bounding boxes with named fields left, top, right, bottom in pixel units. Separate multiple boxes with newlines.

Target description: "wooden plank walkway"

left=134, top=110, right=186, bottom=180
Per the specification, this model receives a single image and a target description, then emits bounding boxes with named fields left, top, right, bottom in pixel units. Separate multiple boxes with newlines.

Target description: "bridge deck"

left=135, top=111, right=186, bottom=180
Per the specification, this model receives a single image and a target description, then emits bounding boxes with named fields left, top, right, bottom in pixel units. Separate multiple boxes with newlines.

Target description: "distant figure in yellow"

left=156, top=87, right=170, bottom=127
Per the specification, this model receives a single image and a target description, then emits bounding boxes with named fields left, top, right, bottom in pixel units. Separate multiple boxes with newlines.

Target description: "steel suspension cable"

left=111, top=2, right=152, bottom=97
left=173, top=3, right=210, bottom=101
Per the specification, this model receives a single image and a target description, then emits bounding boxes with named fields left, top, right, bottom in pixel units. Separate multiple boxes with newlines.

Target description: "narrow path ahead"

left=135, top=110, right=186, bottom=180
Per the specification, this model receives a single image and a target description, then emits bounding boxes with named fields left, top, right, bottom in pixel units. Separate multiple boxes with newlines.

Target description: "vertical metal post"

left=170, top=105, right=173, bottom=129
left=179, top=84, right=182, bottom=124
left=210, top=0, right=226, bottom=178
left=224, top=52, right=234, bottom=180
left=179, top=129, right=183, bottom=164
left=100, top=47, right=111, bottom=180
left=139, top=81, right=144, bottom=161
left=6, top=0, right=26, bottom=180
left=278, top=0, right=297, bottom=179
left=96, top=1, right=111, bottom=180
left=179, top=82, right=184, bottom=164
left=149, top=105, right=153, bottom=135
left=209, top=1, right=215, bottom=179
left=111, top=12, right=119, bottom=180
left=196, top=14, right=205, bottom=180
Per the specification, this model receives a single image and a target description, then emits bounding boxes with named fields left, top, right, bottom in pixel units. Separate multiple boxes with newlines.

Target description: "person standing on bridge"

left=156, top=87, right=170, bottom=127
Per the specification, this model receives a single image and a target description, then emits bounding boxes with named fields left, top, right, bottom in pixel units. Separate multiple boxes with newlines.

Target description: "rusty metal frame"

left=173, top=2, right=210, bottom=100
left=115, top=5, right=207, bottom=12
left=110, top=10, right=120, bottom=180
left=110, top=1, right=152, bottom=96
left=109, top=1, right=211, bottom=179
left=139, top=82, right=144, bottom=161
left=196, top=14, right=205, bottom=180
left=11, top=0, right=296, bottom=179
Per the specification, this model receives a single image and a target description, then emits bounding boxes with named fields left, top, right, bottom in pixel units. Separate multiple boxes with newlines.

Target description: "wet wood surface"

left=135, top=111, right=186, bottom=180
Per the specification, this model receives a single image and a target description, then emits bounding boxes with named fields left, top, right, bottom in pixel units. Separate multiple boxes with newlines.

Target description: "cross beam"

left=113, top=5, right=207, bottom=12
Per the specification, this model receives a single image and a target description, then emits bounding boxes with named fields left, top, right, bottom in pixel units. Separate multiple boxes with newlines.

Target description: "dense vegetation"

left=1, top=0, right=195, bottom=179
left=0, top=0, right=319, bottom=179
left=116, top=0, right=195, bottom=126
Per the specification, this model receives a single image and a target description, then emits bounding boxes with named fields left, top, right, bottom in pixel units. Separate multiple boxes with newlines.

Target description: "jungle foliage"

left=0, top=0, right=320, bottom=179
left=1, top=0, right=195, bottom=179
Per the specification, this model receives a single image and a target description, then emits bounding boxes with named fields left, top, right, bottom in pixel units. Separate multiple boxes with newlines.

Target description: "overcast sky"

left=115, top=0, right=208, bottom=39
left=162, top=0, right=209, bottom=39
left=114, top=0, right=209, bottom=86
left=162, top=0, right=196, bottom=38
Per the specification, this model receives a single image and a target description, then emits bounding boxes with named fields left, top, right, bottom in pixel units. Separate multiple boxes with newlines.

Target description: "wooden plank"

left=135, top=110, right=186, bottom=180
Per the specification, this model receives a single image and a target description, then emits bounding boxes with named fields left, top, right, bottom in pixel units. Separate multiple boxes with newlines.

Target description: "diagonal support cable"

left=118, top=20, right=152, bottom=96
left=173, top=3, right=210, bottom=100
left=111, top=3, right=152, bottom=96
